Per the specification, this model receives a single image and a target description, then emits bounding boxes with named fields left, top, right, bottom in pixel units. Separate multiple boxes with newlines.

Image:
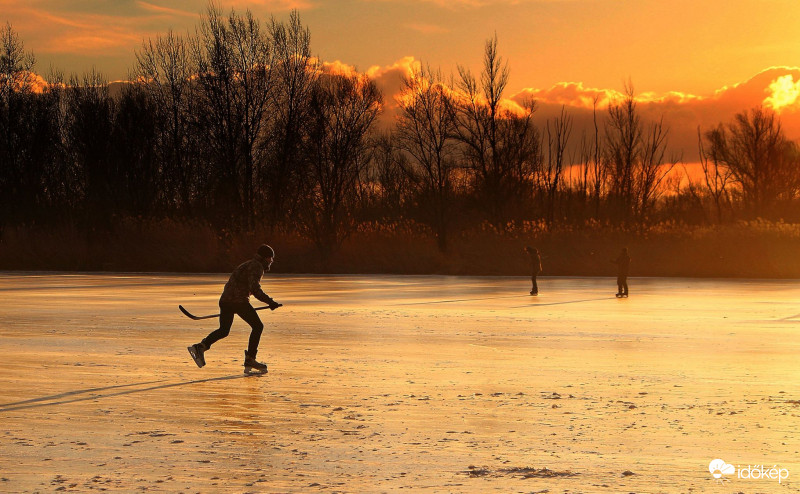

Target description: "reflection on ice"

left=2, top=273, right=800, bottom=491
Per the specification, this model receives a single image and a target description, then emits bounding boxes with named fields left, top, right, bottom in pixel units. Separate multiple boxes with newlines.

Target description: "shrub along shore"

left=2, top=219, right=800, bottom=278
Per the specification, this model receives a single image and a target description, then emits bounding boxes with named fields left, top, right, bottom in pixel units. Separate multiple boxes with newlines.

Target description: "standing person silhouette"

left=612, top=247, right=631, bottom=297
left=524, top=246, right=542, bottom=296
left=187, top=244, right=281, bottom=374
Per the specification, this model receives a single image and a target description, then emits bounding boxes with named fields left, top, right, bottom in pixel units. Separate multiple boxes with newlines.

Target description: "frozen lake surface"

left=2, top=272, right=800, bottom=492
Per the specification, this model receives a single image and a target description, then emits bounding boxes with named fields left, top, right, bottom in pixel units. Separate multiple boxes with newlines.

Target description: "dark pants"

left=617, top=276, right=628, bottom=295
left=531, top=275, right=538, bottom=294
left=201, top=301, right=264, bottom=356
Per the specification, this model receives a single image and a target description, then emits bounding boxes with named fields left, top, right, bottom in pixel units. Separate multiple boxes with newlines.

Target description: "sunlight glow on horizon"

left=5, top=0, right=800, bottom=97
left=9, top=0, right=800, bottom=158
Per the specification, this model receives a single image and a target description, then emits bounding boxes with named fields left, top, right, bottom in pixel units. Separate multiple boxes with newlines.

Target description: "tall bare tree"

left=110, top=84, right=159, bottom=217
left=299, top=73, right=382, bottom=263
left=572, top=96, right=607, bottom=220
left=364, top=132, right=413, bottom=217
left=65, top=69, right=117, bottom=227
left=228, top=8, right=273, bottom=227
left=135, top=29, right=194, bottom=210
left=604, top=83, right=676, bottom=222
left=604, top=84, right=641, bottom=221
left=395, top=65, right=459, bottom=251
left=453, top=35, right=539, bottom=225
left=637, top=116, right=678, bottom=219
left=703, top=106, right=800, bottom=216
left=191, top=4, right=239, bottom=222
left=191, top=3, right=273, bottom=228
left=697, top=126, right=732, bottom=223
left=0, top=22, right=36, bottom=227
left=539, top=106, right=572, bottom=225
left=264, top=10, right=318, bottom=229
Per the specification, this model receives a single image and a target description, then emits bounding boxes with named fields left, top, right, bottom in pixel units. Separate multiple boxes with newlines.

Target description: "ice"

left=2, top=273, right=800, bottom=491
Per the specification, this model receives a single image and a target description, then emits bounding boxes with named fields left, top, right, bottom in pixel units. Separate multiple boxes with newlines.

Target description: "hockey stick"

left=178, top=303, right=281, bottom=320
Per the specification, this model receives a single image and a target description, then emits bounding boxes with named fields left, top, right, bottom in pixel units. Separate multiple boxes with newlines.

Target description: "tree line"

left=3, top=6, right=800, bottom=263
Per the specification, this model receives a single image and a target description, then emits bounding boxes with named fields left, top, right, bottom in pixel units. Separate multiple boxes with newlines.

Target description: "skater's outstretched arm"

left=245, top=266, right=281, bottom=309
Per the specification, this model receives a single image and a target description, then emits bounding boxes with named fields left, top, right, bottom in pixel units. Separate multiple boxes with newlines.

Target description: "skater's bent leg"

left=237, top=304, right=265, bottom=356
left=202, top=304, right=235, bottom=349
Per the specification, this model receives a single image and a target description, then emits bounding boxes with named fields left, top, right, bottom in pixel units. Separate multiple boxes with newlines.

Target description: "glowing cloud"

left=764, top=74, right=800, bottom=112
left=5, top=71, right=49, bottom=94
left=514, top=81, right=624, bottom=109
left=320, top=60, right=360, bottom=77
left=366, top=56, right=419, bottom=81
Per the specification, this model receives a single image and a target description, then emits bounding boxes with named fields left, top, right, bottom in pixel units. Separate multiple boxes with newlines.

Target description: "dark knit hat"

left=257, top=244, right=275, bottom=258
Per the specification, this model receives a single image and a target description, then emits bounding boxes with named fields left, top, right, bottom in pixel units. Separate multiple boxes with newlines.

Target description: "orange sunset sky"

left=4, top=0, right=800, bottom=161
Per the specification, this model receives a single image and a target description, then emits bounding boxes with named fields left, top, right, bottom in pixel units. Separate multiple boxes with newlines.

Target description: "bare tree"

left=364, top=132, right=413, bottom=217
left=264, top=10, right=319, bottom=229
left=64, top=69, right=117, bottom=227
left=697, top=127, right=732, bottom=223
left=0, top=22, right=35, bottom=95
left=35, top=70, right=75, bottom=216
left=539, top=105, right=572, bottom=226
left=604, top=83, right=641, bottom=221
left=298, top=73, right=382, bottom=263
left=604, top=83, right=676, bottom=223
left=109, top=83, right=161, bottom=218
left=703, top=106, right=800, bottom=216
left=573, top=96, right=607, bottom=220
left=135, top=29, right=194, bottom=210
left=190, top=3, right=273, bottom=228
left=227, top=8, right=273, bottom=227
left=498, top=97, right=540, bottom=216
left=0, top=22, right=36, bottom=227
left=191, top=3, right=240, bottom=222
left=453, top=35, right=538, bottom=225
left=637, top=116, right=678, bottom=219
left=589, top=96, right=606, bottom=218
left=395, top=65, right=459, bottom=251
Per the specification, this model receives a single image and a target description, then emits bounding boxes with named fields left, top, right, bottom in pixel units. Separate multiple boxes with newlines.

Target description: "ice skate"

left=244, top=350, right=268, bottom=375
left=188, top=343, right=206, bottom=368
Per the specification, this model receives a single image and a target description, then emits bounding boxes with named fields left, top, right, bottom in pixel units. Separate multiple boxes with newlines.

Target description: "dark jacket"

left=528, top=251, right=542, bottom=276
left=219, top=254, right=272, bottom=304
left=614, top=252, right=630, bottom=277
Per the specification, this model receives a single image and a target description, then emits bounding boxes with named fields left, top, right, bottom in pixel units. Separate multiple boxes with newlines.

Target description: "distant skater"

left=612, top=247, right=630, bottom=297
left=187, top=244, right=281, bottom=374
left=524, top=246, right=542, bottom=296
